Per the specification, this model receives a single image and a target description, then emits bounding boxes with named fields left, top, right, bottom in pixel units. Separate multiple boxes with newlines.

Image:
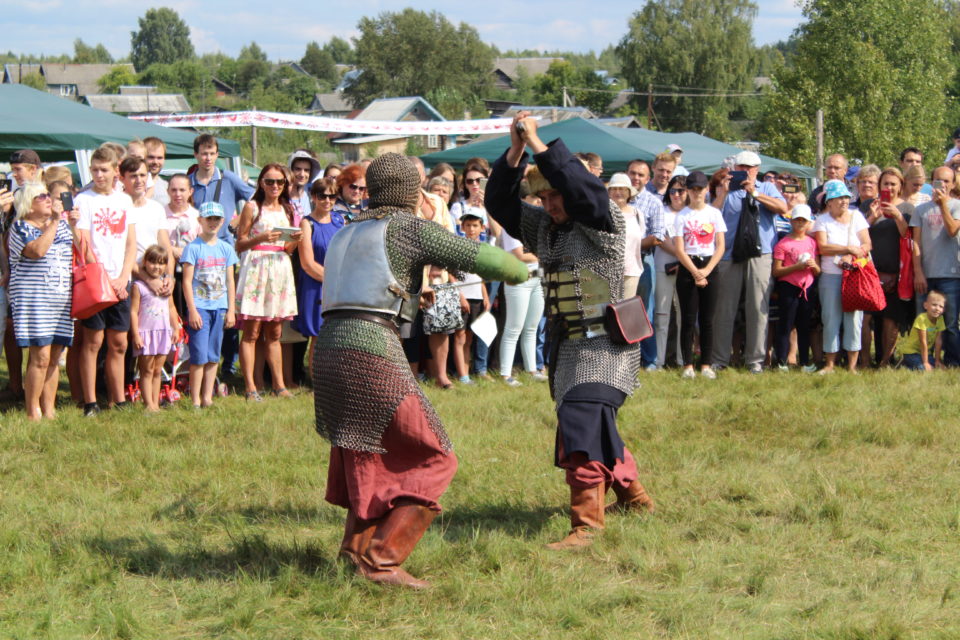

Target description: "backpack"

left=732, top=193, right=762, bottom=263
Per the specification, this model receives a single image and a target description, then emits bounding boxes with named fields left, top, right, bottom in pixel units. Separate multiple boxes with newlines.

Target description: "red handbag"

left=71, top=239, right=118, bottom=319
left=841, top=259, right=886, bottom=312
left=898, top=229, right=914, bottom=301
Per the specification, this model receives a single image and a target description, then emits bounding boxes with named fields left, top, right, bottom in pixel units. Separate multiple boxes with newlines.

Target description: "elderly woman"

left=332, top=164, right=366, bottom=221
left=853, top=164, right=881, bottom=212
left=8, top=183, right=79, bottom=419
left=812, top=180, right=872, bottom=374
left=861, top=167, right=914, bottom=366
left=607, top=173, right=644, bottom=297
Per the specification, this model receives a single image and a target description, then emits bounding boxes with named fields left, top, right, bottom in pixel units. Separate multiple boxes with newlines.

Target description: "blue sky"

left=7, top=1, right=804, bottom=62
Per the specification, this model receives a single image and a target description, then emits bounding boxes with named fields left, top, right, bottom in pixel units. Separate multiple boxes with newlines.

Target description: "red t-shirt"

left=773, top=234, right=818, bottom=291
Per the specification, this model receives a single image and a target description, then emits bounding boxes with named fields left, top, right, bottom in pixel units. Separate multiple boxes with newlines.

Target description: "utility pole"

left=251, top=105, right=258, bottom=167
left=646, top=83, right=653, bottom=130
left=562, top=86, right=569, bottom=108
left=815, top=109, right=824, bottom=183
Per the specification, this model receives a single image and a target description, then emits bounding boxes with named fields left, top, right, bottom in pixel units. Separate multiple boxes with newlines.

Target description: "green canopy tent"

left=422, top=117, right=814, bottom=178
left=0, top=84, right=241, bottom=178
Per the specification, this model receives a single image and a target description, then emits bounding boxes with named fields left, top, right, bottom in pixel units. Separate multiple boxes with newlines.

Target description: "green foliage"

left=300, top=42, right=338, bottom=86
left=323, top=36, right=354, bottom=65
left=262, top=66, right=318, bottom=110
left=96, top=65, right=138, bottom=94
left=617, top=0, right=758, bottom=137
left=138, top=60, right=216, bottom=109
left=21, top=71, right=46, bottom=91
left=345, top=8, right=494, bottom=109
left=757, top=0, right=953, bottom=166
left=239, top=42, right=268, bottom=63
left=72, top=38, right=113, bottom=64
left=944, top=0, right=960, bottom=149
left=130, top=8, right=196, bottom=72
left=531, top=60, right=613, bottom=114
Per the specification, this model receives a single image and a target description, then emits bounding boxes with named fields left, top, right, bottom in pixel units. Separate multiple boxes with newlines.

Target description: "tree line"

left=4, top=1, right=960, bottom=168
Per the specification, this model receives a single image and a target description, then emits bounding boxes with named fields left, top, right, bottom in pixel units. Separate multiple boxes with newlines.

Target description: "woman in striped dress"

left=8, top=183, right=79, bottom=420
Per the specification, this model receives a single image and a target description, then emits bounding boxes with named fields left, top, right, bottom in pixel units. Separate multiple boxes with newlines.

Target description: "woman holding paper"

left=235, top=164, right=301, bottom=400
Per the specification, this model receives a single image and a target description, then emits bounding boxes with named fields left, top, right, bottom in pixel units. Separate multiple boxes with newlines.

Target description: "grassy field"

left=1, top=367, right=959, bottom=639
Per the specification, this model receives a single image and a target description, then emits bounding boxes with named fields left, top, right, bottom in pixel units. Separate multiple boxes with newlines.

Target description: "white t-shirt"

left=459, top=271, right=484, bottom=300
left=671, top=205, right=727, bottom=258
left=621, top=205, right=645, bottom=277
left=151, top=176, right=170, bottom=207
left=165, top=205, right=200, bottom=249
left=75, top=189, right=134, bottom=280
left=812, top=210, right=870, bottom=275
left=655, top=206, right=680, bottom=271
left=130, top=199, right=168, bottom=262
left=501, top=229, right=538, bottom=272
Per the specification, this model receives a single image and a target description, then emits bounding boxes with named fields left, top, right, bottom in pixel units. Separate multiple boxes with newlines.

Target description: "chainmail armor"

left=518, top=200, right=642, bottom=405
left=313, top=209, right=482, bottom=454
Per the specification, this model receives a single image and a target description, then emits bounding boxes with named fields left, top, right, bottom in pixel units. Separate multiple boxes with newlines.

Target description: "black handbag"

left=732, top=194, right=762, bottom=263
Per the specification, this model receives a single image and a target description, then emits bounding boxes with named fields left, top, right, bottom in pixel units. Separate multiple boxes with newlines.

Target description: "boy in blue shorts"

left=180, top=202, right=238, bottom=407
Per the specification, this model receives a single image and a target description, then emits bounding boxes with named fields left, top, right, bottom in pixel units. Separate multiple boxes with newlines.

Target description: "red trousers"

left=325, top=395, right=458, bottom=520
left=558, top=447, right=638, bottom=491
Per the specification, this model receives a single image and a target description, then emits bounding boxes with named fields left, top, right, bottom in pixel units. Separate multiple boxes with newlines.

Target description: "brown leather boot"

left=606, top=480, right=656, bottom=514
left=358, top=502, right=437, bottom=589
left=546, top=484, right=605, bottom=550
left=339, top=510, right=377, bottom=567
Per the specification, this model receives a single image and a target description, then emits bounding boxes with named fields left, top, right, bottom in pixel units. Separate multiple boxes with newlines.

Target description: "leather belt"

left=323, top=310, right=400, bottom=336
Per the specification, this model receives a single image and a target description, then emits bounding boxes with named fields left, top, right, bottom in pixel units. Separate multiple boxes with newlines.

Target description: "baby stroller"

left=125, top=327, right=229, bottom=404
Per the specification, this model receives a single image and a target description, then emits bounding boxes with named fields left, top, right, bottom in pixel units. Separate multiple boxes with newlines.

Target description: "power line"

left=566, top=86, right=763, bottom=98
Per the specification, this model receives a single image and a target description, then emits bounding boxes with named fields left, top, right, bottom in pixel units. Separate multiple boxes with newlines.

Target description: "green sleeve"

left=475, top=242, right=529, bottom=285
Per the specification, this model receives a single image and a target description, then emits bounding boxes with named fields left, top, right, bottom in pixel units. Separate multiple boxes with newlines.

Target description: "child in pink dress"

left=130, top=245, right=180, bottom=411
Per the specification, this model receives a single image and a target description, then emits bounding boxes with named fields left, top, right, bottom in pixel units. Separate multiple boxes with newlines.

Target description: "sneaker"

left=700, top=367, right=717, bottom=380
left=476, top=372, right=492, bottom=381
left=748, top=364, right=763, bottom=375
left=801, top=364, right=818, bottom=373
left=681, top=368, right=696, bottom=379
left=459, top=375, right=475, bottom=385
left=817, top=368, right=834, bottom=376
left=502, top=376, right=522, bottom=387
left=83, top=403, right=100, bottom=417
left=644, top=363, right=659, bottom=372
left=777, top=364, right=789, bottom=372
left=528, top=371, right=548, bottom=382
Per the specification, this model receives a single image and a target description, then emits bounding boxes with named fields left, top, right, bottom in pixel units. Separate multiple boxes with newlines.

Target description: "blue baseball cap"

left=823, top=179, right=852, bottom=201
left=199, top=201, right=225, bottom=218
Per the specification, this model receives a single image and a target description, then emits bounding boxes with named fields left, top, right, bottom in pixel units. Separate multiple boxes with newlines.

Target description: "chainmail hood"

left=366, top=152, right=420, bottom=213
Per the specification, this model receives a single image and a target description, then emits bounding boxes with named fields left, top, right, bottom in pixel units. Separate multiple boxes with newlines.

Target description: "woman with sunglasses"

left=235, top=164, right=301, bottom=400
left=332, top=164, right=367, bottom=222
left=7, top=183, right=80, bottom=420
left=294, top=177, right=344, bottom=371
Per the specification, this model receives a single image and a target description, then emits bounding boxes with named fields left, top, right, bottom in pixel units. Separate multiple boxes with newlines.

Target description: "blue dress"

left=8, top=219, right=74, bottom=347
left=293, top=213, right=344, bottom=337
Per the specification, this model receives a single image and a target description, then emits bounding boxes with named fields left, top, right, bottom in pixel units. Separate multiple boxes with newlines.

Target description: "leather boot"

left=358, top=502, right=437, bottom=589
left=339, top=510, right=377, bottom=567
left=606, top=479, right=656, bottom=514
left=546, top=483, right=605, bottom=550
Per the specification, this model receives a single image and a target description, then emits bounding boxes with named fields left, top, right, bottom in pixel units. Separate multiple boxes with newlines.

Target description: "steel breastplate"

left=543, top=264, right=611, bottom=339
left=321, top=217, right=419, bottom=322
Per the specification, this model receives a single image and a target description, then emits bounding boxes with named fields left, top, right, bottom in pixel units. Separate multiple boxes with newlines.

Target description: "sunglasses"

left=669, top=189, right=687, bottom=195
left=348, top=184, right=367, bottom=191
left=34, top=193, right=51, bottom=201
left=262, top=178, right=286, bottom=187
left=316, top=193, right=337, bottom=200
left=465, top=177, right=484, bottom=185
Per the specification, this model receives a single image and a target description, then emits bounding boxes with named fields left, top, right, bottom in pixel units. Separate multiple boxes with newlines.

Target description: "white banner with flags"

left=131, top=110, right=515, bottom=136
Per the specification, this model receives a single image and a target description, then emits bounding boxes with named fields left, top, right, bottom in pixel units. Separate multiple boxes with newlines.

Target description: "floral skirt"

left=422, top=285, right=464, bottom=335
left=236, top=250, right=298, bottom=322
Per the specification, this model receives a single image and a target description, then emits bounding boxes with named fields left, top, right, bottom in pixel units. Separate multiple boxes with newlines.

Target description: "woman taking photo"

left=812, top=180, right=872, bottom=374
left=670, top=171, right=726, bottom=379
left=294, top=177, right=344, bottom=371
left=235, top=164, right=301, bottom=400
left=862, top=167, right=914, bottom=366
left=8, top=183, right=79, bottom=420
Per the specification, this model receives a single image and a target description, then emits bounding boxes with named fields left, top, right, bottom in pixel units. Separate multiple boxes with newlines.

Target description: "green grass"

left=1, top=368, right=959, bottom=638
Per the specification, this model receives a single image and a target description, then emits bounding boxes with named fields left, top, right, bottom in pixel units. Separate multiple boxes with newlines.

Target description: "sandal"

left=246, top=390, right=263, bottom=402
left=273, top=388, right=293, bottom=398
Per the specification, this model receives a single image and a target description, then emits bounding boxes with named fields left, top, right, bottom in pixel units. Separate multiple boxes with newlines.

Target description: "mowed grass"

left=0, top=368, right=959, bottom=639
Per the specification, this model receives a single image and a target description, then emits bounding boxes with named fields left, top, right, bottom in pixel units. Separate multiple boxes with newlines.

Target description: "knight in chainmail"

left=485, top=115, right=656, bottom=550
left=314, top=152, right=527, bottom=589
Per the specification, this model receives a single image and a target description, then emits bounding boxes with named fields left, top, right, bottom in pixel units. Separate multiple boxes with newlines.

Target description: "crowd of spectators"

left=2, top=129, right=960, bottom=418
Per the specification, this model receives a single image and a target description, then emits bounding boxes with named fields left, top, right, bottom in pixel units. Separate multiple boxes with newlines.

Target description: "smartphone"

left=729, top=170, right=749, bottom=188
left=879, top=188, right=891, bottom=204
left=782, top=184, right=799, bottom=194
left=0, top=178, right=12, bottom=192
left=479, top=178, right=488, bottom=191
left=933, top=179, right=945, bottom=191
left=60, top=191, right=74, bottom=211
